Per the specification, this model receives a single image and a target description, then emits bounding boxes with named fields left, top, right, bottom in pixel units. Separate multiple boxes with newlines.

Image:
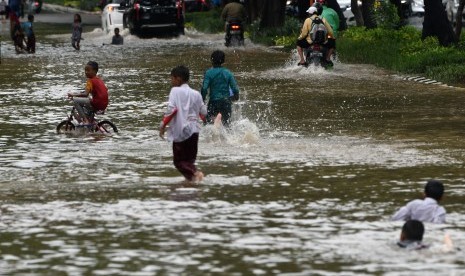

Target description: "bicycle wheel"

left=56, top=120, right=75, bottom=134
left=96, top=120, right=118, bottom=134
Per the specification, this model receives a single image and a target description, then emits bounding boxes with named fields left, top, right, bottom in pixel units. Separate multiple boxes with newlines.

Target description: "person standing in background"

left=71, top=13, right=82, bottom=50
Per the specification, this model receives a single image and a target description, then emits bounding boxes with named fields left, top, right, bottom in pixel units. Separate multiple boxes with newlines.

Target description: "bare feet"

left=192, top=171, right=204, bottom=183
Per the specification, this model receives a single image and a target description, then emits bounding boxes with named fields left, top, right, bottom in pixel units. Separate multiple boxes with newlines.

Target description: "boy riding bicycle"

left=67, top=61, right=109, bottom=124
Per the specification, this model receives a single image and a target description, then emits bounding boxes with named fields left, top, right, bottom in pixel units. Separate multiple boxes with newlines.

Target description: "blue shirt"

left=201, top=67, right=239, bottom=102
left=22, top=21, right=33, bottom=38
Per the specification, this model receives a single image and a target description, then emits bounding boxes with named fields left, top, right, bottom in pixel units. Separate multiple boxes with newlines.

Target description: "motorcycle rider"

left=318, top=0, right=339, bottom=66
left=221, top=0, right=247, bottom=46
left=296, top=3, right=333, bottom=66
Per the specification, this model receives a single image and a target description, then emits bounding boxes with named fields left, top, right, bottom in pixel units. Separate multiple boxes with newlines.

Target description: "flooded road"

left=0, top=20, right=464, bottom=275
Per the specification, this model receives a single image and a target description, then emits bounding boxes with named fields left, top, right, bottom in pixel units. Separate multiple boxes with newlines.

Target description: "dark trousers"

left=207, top=99, right=232, bottom=126
left=26, top=34, right=35, bottom=53
left=173, top=133, right=199, bottom=181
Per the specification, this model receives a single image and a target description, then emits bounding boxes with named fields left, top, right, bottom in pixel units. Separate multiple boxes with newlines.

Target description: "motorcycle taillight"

left=231, top=25, right=240, bottom=30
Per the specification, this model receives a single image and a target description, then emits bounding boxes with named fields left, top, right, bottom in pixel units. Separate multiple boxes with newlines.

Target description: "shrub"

left=184, top=9, right=224, bottom=33
left=374, top=0, right=401, bottom=30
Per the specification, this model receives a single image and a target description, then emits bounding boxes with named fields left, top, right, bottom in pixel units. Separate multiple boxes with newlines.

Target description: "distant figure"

left=296, top=5, right=333, bottom=66
left=318, top=0, right=339, bottom=66
left=0, top=0, right=7, bottom=20
left=71, top=13, right=82, bottom=50
left=67, top=61, right=109, bottom=124
left=23, top=13, right=35, bottom=53
left=201, top=50, right=240, bottom=127
left=111, top=27, right=123, bottom=45
left=221, top=0, right=246, bottom=22
left=392, top=180, right=446, bottom=224
left=8, top=0, right=20, bottom=16
left=159, top=65, right=207, bottom=183
left=221, top=0, right=246, bottom=29
left=397, top=220, right=428, bottom=250
left=10, top=12, right=25, bottom=54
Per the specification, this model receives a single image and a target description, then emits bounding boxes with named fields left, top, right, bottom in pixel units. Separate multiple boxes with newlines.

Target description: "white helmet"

left=306, top=6, right=318, bottom=15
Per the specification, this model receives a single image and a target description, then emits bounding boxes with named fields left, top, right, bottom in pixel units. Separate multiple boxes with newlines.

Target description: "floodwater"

left=0, top=21, right=464, bottom=275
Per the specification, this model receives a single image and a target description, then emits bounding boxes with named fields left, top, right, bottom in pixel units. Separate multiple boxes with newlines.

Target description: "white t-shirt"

left=165, top=84, right=207, bottom=142
left=391, top=197, right=446, bottom=224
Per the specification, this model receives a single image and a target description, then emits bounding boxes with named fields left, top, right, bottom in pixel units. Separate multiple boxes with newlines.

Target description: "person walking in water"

left=159, top=65, right=207, bottom=183
left=391, top=179, right=446, bottom=224
left=23, top=13, right=35, bottom=53
left=201, top=50, right=240, bottom=127
left=397, top=220, right=428, bottom=250
left=71, top=13, right=82, bottom=50
left=111, top=27, right=123, bottom=45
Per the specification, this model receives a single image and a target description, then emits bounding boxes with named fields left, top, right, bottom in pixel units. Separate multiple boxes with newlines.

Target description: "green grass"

left=184, top=8, right=224, bottom=34
left=337, top=26, right=465, bottom=86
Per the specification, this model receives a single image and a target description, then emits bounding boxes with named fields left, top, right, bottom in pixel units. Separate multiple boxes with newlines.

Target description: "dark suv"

left=120, top=0, right=184, bottom=36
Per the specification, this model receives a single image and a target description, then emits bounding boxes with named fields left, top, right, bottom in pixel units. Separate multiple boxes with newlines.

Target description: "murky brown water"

left=0, top=21, right=464, bottom=275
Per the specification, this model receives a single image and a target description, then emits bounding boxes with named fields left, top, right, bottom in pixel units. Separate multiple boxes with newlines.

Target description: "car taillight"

left=108, top=6, right=114, bottom=12
left=135, top=3, right=140, bottom=20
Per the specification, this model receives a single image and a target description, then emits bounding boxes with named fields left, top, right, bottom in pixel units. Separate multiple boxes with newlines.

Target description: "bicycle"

left=56, top=105, right=118, bottom=134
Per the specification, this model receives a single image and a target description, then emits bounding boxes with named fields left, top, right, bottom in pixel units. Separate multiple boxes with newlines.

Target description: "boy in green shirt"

left=201, top=50, right=240, bottom=127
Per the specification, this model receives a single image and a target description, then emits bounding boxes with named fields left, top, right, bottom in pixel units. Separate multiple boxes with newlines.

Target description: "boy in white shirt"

left=392, top=180, right=446, bottom=224
left=159, top=65, right=207, bottom=183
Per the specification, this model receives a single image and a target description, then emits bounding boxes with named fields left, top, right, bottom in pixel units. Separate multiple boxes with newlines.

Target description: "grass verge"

left=337, top=26, right=465, bottom=86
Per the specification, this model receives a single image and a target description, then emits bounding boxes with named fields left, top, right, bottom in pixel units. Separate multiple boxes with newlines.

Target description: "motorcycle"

left=225, top=21, right=244, bottom=47
left=304, top=43, right=332, bottom=69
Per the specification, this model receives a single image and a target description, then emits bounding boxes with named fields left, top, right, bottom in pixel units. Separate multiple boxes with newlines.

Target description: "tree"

left=260, top=0, right=287, bottom=27
left=361, top=0, right=377, bottom=28
left=351, top=0, right=364, bottom=26
left=247, top=0, right=286, bottom=28
left=455, top=0, right=465, bottom=39
left=422, top=0, right=457, bottom=46
left=297, top=0, right=310, bottom=21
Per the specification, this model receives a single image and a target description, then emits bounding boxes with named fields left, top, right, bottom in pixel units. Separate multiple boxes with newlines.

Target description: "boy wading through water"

left=159, top=65, right=207, bottom=183
left=201, top=50, right=239, bottom=127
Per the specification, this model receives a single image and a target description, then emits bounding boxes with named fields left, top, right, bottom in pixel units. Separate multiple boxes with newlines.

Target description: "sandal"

left=297, top=61, right=307, bottom=66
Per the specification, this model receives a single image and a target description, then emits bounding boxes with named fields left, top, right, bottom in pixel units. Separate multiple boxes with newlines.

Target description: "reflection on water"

left=0, top=24, right=464, bottom=275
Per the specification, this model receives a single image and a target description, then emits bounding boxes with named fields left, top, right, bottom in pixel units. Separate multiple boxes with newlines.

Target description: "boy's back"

left=392, top=198, right=446, bottom=223
left=167, top=84, right=205, bottom=142
left=392, top=180, right=446, bottom=224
